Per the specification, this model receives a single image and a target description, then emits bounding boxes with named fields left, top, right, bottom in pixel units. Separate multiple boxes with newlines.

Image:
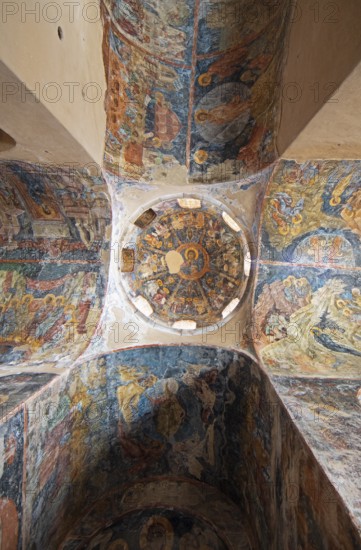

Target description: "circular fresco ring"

left=119, top=195, right=251, bottom=333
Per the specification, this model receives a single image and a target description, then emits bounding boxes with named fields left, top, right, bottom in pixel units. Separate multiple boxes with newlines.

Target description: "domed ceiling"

left=101, top=0, right=292, bottom=183
left=120, top=197, right=249, bottom=330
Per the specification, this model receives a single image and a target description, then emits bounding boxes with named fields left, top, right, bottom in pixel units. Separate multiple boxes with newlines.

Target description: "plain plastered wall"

left=278, top=0, right=361, bottom=158
left=0, top=0, right=106, bottom=165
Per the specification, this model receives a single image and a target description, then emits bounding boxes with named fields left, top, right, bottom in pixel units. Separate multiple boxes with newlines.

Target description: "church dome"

left=120, top=196, right=250, bottom=331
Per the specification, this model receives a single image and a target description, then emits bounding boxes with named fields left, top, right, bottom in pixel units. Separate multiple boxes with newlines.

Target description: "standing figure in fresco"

left=75, top=220, right=94, bottom=249
left=195, top=84, right=251, bottom=145
left=0, top=498, right=19, bottom=549
left=0, top=189, right=24, bottom=243
left=35, top=296, right=68, bottom=345
left=124, top=130, right=145, bottom=174
left=328, top=236, right=347, bottom=265
left=306, top=236, right=327, bottom=264
left=198, top=48, right=248, bottom=87
left=237, top=125, right=268, bottom=170
left=89, top=192, right=111, bottom=239
left=0, top=299, right=18, bottom=339
left=26, top=295, right=56, bottom=347
left=150, top=92, right=181, bottom=149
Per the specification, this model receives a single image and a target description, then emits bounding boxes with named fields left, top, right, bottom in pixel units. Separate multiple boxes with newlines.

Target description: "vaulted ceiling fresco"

left=102, top=0, right=291, bottom=183
left=255, top=160, right=361, bottom=378
left=0, top=1, right=361, bottom=549
left=0, top=161, right=111, bottom=373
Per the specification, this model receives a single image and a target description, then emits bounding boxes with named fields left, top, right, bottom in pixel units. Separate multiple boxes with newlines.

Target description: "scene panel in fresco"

left=261, top=160, right=361, bottom=267
left=0, top=410, right=24, bottom=550
left=254, top=263, right=361, bottom=378
left=104, top=0, right=195, bottom=64
left=0, top=162, right=111, bottom=369
left=104, top=25, right=191, bottom=181
left=103, top=346, right=249, bottom=488
left=189, top=15, right=288, bottom=183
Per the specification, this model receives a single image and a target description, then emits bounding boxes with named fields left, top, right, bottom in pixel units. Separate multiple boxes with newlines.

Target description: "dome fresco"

left=120, top=197, right=249, bottom=329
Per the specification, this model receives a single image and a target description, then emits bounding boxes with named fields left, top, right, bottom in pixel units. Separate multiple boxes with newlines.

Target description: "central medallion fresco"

left=120, top=197, right=250, bottom=330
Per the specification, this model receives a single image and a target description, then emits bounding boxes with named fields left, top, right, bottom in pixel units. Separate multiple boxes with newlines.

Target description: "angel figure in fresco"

left=272, top=192, right=304, bottom=220
left=198, top=48, right=248, bottom=86
left=269, top=192, right=304, bottom=234
left=341, top=187, right=361, bottom=237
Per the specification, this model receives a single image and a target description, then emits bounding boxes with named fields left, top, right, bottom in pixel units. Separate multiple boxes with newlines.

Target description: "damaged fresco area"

left=272, top=375, right=361, bottom=531
left=0, top=372, right=56, bottom=417
left=102, top=0, right=291, bottom=183
left=84, top=509, right=229, bottom=549
left=0, top=162, right=111, bottom=374
left=82, top=509, right=229, bottom=550
left=260, top=160, right=361, bottom=267
left=0, top=409, right=23, bottom=549
left=254, top=265, right=361, bottom=377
